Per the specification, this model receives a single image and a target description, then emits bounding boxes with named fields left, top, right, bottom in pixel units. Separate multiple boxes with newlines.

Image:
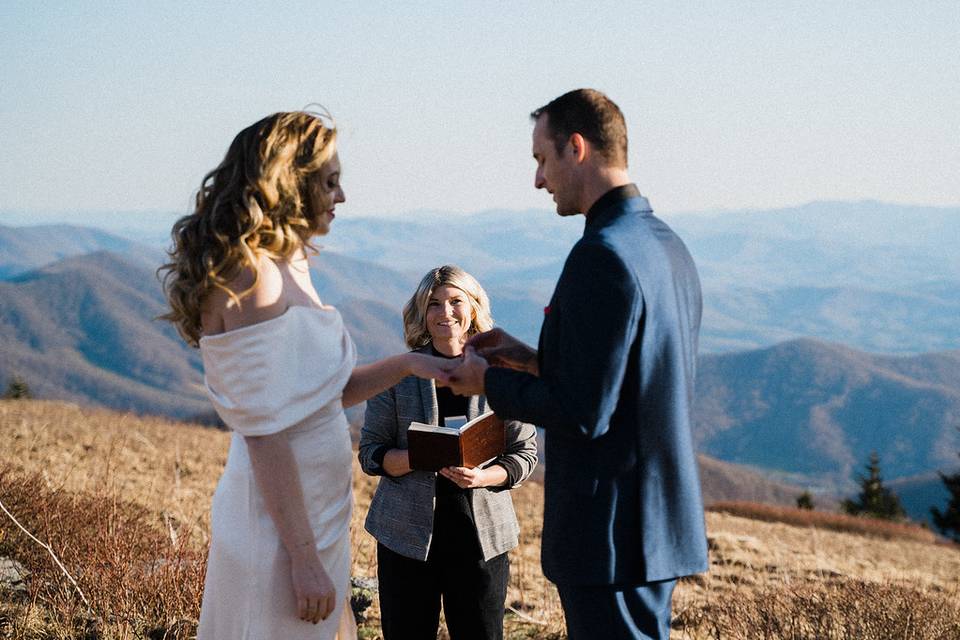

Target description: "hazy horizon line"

left=2, top=196, right=959, bottom=227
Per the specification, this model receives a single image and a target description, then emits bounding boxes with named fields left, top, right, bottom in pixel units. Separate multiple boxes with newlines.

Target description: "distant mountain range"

left=0, top=251, right=209, bottom=420
left=3, top=249, right=956, bottom=478
left=671, top=201, right=960, bottom=289
left=2, top=203, right=958, bottom=523
left=0, top=223, right=155, bottom=278
left=4, top=201, right=959, bottom=353
left=314, top=200, right=960, bottom=354
left=695, top=339, right=960, bottom=490
left=697, top=454, right=808, bottom=507
left=888, top=472, right=954, bottom=526
left=0, top=250, right=412, bottom=419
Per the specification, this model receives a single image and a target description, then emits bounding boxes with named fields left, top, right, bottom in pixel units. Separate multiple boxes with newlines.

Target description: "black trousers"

left=376, top=537, right=509, bottom=640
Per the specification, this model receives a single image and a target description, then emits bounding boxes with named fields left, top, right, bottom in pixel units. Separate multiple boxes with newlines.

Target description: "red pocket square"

left=544, top=305, right=551, bottom=315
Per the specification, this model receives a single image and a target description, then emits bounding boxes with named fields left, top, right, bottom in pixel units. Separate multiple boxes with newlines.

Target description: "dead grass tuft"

left=708, top=500, right=939, bottom=544
left=674, top=577, right=960, bottom=639
left=0, top=464, right=206, bottom=639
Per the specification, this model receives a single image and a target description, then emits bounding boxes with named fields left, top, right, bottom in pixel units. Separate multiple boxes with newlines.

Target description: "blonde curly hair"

left=160, top=111, right=337, bottom=346
left=402, top=265, right=494, bottom=349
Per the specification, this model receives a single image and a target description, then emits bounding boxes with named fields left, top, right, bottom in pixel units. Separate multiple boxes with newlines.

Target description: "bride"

left=161, top=111, right=451, bottom=638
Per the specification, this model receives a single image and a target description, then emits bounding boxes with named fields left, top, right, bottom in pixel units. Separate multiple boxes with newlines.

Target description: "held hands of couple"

left=404, top=341, right=489, bottom=396
left=406, top=329, right=537, bottom=396
left=440, top=328, right=539, bottom=396
left=406, top=352, right=459, bottom=381
left=440, top=347, right=488, bottom=396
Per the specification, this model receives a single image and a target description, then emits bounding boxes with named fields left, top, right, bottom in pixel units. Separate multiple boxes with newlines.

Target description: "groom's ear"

left=569, top=133, right=588, bottom=164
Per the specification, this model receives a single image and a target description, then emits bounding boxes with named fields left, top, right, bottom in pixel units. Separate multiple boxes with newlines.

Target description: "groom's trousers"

left=557, top=579, right=677, bottom=640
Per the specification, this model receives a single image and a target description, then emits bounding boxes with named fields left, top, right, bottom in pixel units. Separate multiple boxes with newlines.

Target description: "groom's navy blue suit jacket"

left=485, top=185, right=708, bottom=586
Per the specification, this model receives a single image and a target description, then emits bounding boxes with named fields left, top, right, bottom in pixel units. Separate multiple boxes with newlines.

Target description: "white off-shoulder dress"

left=196, top=305, right=357, bottom=639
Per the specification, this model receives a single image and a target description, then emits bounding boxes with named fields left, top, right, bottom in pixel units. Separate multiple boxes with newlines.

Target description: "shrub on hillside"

left=0, top=465, right=205, bottom=638
left=3, top=376, right=30, bottom=400
left=707, top=501, right=937, bottom=544
left=842, top=451, right=906, bottom=521
left=931, top=433, right=960, bottom=543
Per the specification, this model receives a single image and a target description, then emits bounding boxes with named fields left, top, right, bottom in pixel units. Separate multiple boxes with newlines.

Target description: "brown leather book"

left=407, top=412, right=506, bottom=472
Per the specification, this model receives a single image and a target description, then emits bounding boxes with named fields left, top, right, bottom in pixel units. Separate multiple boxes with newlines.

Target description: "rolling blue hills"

left=2, top=201, right=958, bottom=522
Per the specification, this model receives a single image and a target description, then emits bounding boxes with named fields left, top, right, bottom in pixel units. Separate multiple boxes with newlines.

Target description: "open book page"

left=446, top=415, right=468, bottom=430
left=407, top=414, right=471, bottom=434
left=407, top=421, right=460, bottom=434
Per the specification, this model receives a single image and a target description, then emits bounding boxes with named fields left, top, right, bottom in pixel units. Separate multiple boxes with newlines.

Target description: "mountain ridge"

left=695, top=338, right=960, bottom=488
left=3, top=250, right=955, bottom=489
left=2, top=212, right=958, bottom=522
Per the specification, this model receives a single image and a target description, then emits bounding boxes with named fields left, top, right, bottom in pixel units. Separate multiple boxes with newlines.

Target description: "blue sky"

left=2, top=1, right=958, bottom=221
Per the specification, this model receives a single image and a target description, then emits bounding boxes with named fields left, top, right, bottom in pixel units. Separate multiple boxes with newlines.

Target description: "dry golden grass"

left=708, top=500, right=940, bottom=544
left=0, top=467, right=205, bottom=639
left=1, top=399, right=226, bottom=542
left=2, top=399, right=959, bottom=639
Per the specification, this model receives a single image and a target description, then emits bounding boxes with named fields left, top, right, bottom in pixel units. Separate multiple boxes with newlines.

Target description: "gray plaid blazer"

left=358, top=359, right=538, bottom=562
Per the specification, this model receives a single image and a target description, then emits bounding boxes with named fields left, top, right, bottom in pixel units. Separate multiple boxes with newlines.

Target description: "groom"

left=445, top=89, right=708, bottom=639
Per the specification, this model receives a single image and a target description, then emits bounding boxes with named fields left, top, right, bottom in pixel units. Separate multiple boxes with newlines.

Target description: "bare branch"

left=0, top=495, right=93, bottom=614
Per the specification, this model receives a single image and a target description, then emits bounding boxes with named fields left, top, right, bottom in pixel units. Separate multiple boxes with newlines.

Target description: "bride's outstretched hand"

left=406, top=353, right=459, bottom=382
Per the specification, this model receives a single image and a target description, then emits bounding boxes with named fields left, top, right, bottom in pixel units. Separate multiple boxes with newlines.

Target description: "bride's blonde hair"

left=161, top=111, right=337, bottom=346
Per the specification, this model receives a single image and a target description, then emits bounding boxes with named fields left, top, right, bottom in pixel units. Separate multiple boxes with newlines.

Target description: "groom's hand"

left=444, top=347, right=488, bottom=396
left=466, top=328, right=539, bottom=375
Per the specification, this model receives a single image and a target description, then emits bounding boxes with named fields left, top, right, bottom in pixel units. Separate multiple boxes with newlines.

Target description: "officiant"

left=358, top=265, right=538, bottom=640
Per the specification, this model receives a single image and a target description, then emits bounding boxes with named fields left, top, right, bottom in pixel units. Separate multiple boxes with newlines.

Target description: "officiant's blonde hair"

left=161, top=110, right=337, bottom=346
left=403, top=266, right=493, bottom=349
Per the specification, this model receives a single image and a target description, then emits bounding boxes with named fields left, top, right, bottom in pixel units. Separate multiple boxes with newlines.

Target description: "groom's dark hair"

left=531, top=89, right=628, bottom=168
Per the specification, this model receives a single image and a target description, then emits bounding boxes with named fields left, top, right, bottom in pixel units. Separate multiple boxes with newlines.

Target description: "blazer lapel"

left=468, top=394, right=484, bottom=420
left=410, top=345, right=440, bottom=426
left=419, top=376, right=439, bottom=426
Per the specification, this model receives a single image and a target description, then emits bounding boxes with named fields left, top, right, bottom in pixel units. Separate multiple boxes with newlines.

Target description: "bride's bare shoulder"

left=201, top=255, right=286, bottom=336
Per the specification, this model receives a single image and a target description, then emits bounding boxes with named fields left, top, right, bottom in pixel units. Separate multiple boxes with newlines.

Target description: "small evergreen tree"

left=931, top=435, right=960, bottom=542
left=796, top=491, right=815, bottom=510
left=4, top=376, right=31, bottom=399
left=842, top=451, right=906, bottom=520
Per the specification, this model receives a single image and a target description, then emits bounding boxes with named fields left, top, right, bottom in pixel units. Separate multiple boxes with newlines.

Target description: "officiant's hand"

left=466, top=328, right=539, bottom=375
left=443, top=347, right=487, bottom=396
left=440, top=463, right=507, bottom=488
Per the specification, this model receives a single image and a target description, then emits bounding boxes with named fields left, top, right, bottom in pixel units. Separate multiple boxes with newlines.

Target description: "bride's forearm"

left=341, top=353, right=413, bottom=408
left=245, top=432, right=316, bottom=558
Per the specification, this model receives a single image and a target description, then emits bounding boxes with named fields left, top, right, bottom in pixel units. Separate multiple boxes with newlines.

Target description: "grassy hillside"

left=2, top=400, right=958, bottom=639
